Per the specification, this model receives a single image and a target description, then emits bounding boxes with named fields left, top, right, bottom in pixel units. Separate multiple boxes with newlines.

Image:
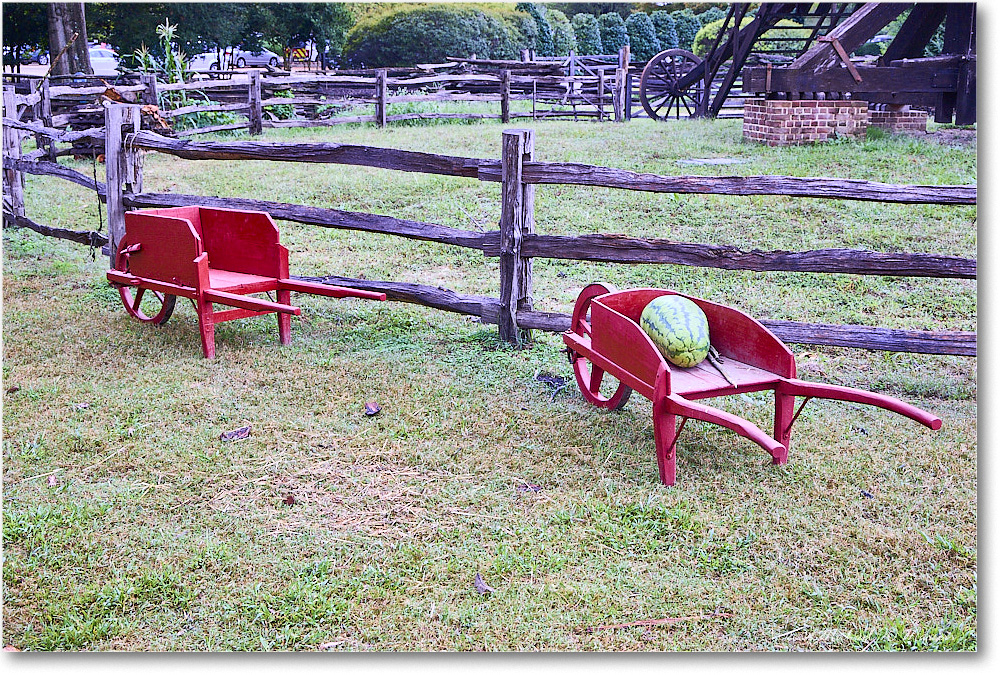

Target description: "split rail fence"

left=2, top=102, right=977, bottom=357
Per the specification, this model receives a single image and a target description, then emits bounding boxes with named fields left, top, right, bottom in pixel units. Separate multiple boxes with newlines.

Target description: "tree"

left=572, top=13, right=602, bottom=55
left=342, top=4, right=526, bottom=67
left=670, top=9, right=701, bottom=51
left=696, top=6, right=726, bottom=26
left=87, top=3, right=171, bottom=62
left=2, top=3, right=48, bottom=71
left=550, top=4, right=635, bottom=20
left=48, top=2, right=91, bottom=75
left=625, top=11, right=659, bottom=61
left=598, top=12, right=628, bottom=54
left=266, top=2, right=354, bottom=68
left=651, top=10, right=678, bottom=50
left=516, top=3, right=554, bottom=57
left=548, top=9, right=576, bottom=56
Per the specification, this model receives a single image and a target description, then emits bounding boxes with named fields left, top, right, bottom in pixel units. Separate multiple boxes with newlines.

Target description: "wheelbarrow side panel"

left=688, top=297, right=796, bottom=379
left=198, top=208, right=288, bottom=280
left=123, top=211, right=203, bottom=289
left=590, top=296, right=667, bottom=397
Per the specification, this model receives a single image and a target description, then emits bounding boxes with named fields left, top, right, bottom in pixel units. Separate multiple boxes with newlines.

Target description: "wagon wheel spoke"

left=569, top=282, right=632, bottom=411
left=114, top=236, right=178, bottom=326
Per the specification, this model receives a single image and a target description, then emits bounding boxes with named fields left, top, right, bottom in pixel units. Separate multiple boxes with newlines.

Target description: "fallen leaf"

left=474, top=572, right=495, bottom=595
left=283, top=495, right=296, bottom=505
left=47, top=475, right=59, bottom=487
left=220, top=425, right=251, bottom=442
left=516, top=482, right=542, bottom=493
left=364, top=401, right=382, bottom=416
left=5, top=386, right=19, bottom=394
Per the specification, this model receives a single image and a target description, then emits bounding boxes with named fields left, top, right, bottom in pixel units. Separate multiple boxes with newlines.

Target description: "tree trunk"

left=47, top=3, right=91, bottom=76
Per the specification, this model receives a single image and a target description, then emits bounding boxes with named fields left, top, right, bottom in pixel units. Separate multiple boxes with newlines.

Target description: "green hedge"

left=342, top=4, right=530, bottom=67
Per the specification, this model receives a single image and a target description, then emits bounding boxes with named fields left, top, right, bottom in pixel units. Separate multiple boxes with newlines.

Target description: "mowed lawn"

left=2, top=117, right=976, bottom=651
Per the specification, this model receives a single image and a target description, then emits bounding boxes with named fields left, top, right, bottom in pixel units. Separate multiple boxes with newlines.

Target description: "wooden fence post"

left=501, top=70, right=511, bottom=124
left=248, top=69, right=262, bottom=135
left=376, top=69, right=387, bottom=128
left=498, top=129, right=535, bottom=346
left=40, top=78, right=57, bottom=161
left=598, top=70, right=605, bottom=121
left=618, top=44, right=631, bottom=70
left=104, top=104, right=141, bottom=262
left=2, top=87, right=26, bottom=217
left=625, top=71, right=633, bottom=121
left=140, top=72, right=158, bottom=106
left=613, top=68, right=627, bottom=122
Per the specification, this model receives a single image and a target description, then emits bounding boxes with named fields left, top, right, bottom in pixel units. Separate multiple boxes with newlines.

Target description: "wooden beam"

left=790, top=3, right=910, bottom=73
left=123, top=191, right=492, bottom=250
left=879, top=4, right=947, bottom=64
left=484, top=162, right=977, bottom=205
left=130, top=131, right=493, bottom=179
left=507, top=233, right=975, bottom=279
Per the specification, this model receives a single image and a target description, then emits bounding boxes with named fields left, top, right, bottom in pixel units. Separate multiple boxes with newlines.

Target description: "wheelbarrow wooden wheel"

left=639, top=49, right=705, bottom=121
left=114, top=236, right=176, bottom=325
left=570, top=282, right=632, bottom=410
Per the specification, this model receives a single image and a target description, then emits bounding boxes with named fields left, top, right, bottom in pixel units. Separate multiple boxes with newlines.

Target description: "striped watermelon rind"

left=639, top=295, right=711, bottom=368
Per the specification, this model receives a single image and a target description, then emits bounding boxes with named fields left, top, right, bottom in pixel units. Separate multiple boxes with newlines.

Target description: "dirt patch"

left=925, top=127, right=977, bottom=149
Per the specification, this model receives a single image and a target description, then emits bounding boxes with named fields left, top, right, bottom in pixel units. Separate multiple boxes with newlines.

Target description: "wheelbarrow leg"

left=773, top=391, right=794, bottom=465
left=197, top=296, right=216, bottom=359
left=276, top=289, right=292, bottom=345
left=651, top=367, right=678, bottom=486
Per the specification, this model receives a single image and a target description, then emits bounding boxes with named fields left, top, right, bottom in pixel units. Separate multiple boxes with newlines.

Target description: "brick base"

left=869, top=109, right=927, bottom=133
left=743, top=100, right=869, bottom=146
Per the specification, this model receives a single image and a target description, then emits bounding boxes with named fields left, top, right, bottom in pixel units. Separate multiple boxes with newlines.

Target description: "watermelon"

left=640, top=295, right=711, bottom=368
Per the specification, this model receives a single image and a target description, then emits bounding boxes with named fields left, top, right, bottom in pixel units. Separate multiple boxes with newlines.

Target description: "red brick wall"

left=743, top=100, right=869, bottom=146
left=869, top=109, right=927, bottom=133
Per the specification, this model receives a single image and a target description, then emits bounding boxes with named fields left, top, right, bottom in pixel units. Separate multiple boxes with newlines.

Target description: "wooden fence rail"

left=2, top=108, right=977, bottom=357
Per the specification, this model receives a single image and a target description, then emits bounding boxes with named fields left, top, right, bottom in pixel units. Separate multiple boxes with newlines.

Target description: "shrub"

left=696, top=6, right=726, bottom=26
left=651, top=11, right=679, bottom=51
left=671, top=10, right=701, bottom=51
left=693, top=17, right=807, bottom=57
left=516, top=3, right=554, bottom=57
left=625, top=12, right=660, bottom=62
left=572, top=13, right=602, bottom=55
left=598, top=12, right=628, bottom=54
left=342, top=4, right=528, bottom=67
left=548, top=9, right=576, bottom=56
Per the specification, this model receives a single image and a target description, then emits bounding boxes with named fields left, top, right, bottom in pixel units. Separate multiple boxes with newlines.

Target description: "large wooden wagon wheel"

left=639, top=49, right=706, bottom=120
left=568, top=282, right=632, bottom=410
left=114, top=236, right=176, bottom=325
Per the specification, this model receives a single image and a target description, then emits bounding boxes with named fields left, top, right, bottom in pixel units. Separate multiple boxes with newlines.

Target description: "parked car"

left=230, top=46, right=280, bottom=68
left=22, top=47, right=49, bottom=65
left=88, top=45, right=120, bottom=76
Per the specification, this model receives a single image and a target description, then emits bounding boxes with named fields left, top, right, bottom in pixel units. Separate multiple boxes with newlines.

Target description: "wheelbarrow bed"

left=107, top=206, right=386, bottom=358
left=563, top=283, right=941, bottom=486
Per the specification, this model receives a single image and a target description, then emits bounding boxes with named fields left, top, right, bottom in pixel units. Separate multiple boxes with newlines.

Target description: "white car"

left=230, top=46, right=280, bottom=68
left=89, top=46, right=119, bottom=75
left=188, top=47, right=280, bottom=72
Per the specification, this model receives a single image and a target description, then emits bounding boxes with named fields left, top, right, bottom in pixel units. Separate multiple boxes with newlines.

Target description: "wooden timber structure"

left=639, top=2, right=976, bottom=124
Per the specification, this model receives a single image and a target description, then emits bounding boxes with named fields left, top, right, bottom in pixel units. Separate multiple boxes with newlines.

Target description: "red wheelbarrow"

left=106, top=206, right=386, bottom=358
left=562, top=283, right=942, bottom=486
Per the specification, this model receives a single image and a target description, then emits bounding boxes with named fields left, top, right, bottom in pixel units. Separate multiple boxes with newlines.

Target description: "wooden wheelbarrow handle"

left=277, top=279, right=387, bottom=302
left=662, top=393, right=787, bottom=458
left=777, top=378, right=942, bottom=430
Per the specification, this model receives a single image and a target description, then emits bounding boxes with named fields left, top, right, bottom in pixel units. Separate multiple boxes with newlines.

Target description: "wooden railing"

left=2, top=104, right=977, bottom=356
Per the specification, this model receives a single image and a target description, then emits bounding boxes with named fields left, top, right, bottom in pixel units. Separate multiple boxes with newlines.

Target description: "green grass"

left=2, top=118, right=976, bottom=651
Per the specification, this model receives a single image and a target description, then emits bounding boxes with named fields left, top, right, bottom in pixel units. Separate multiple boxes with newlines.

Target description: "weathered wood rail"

left=2, top=106, right=977, bottom=357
